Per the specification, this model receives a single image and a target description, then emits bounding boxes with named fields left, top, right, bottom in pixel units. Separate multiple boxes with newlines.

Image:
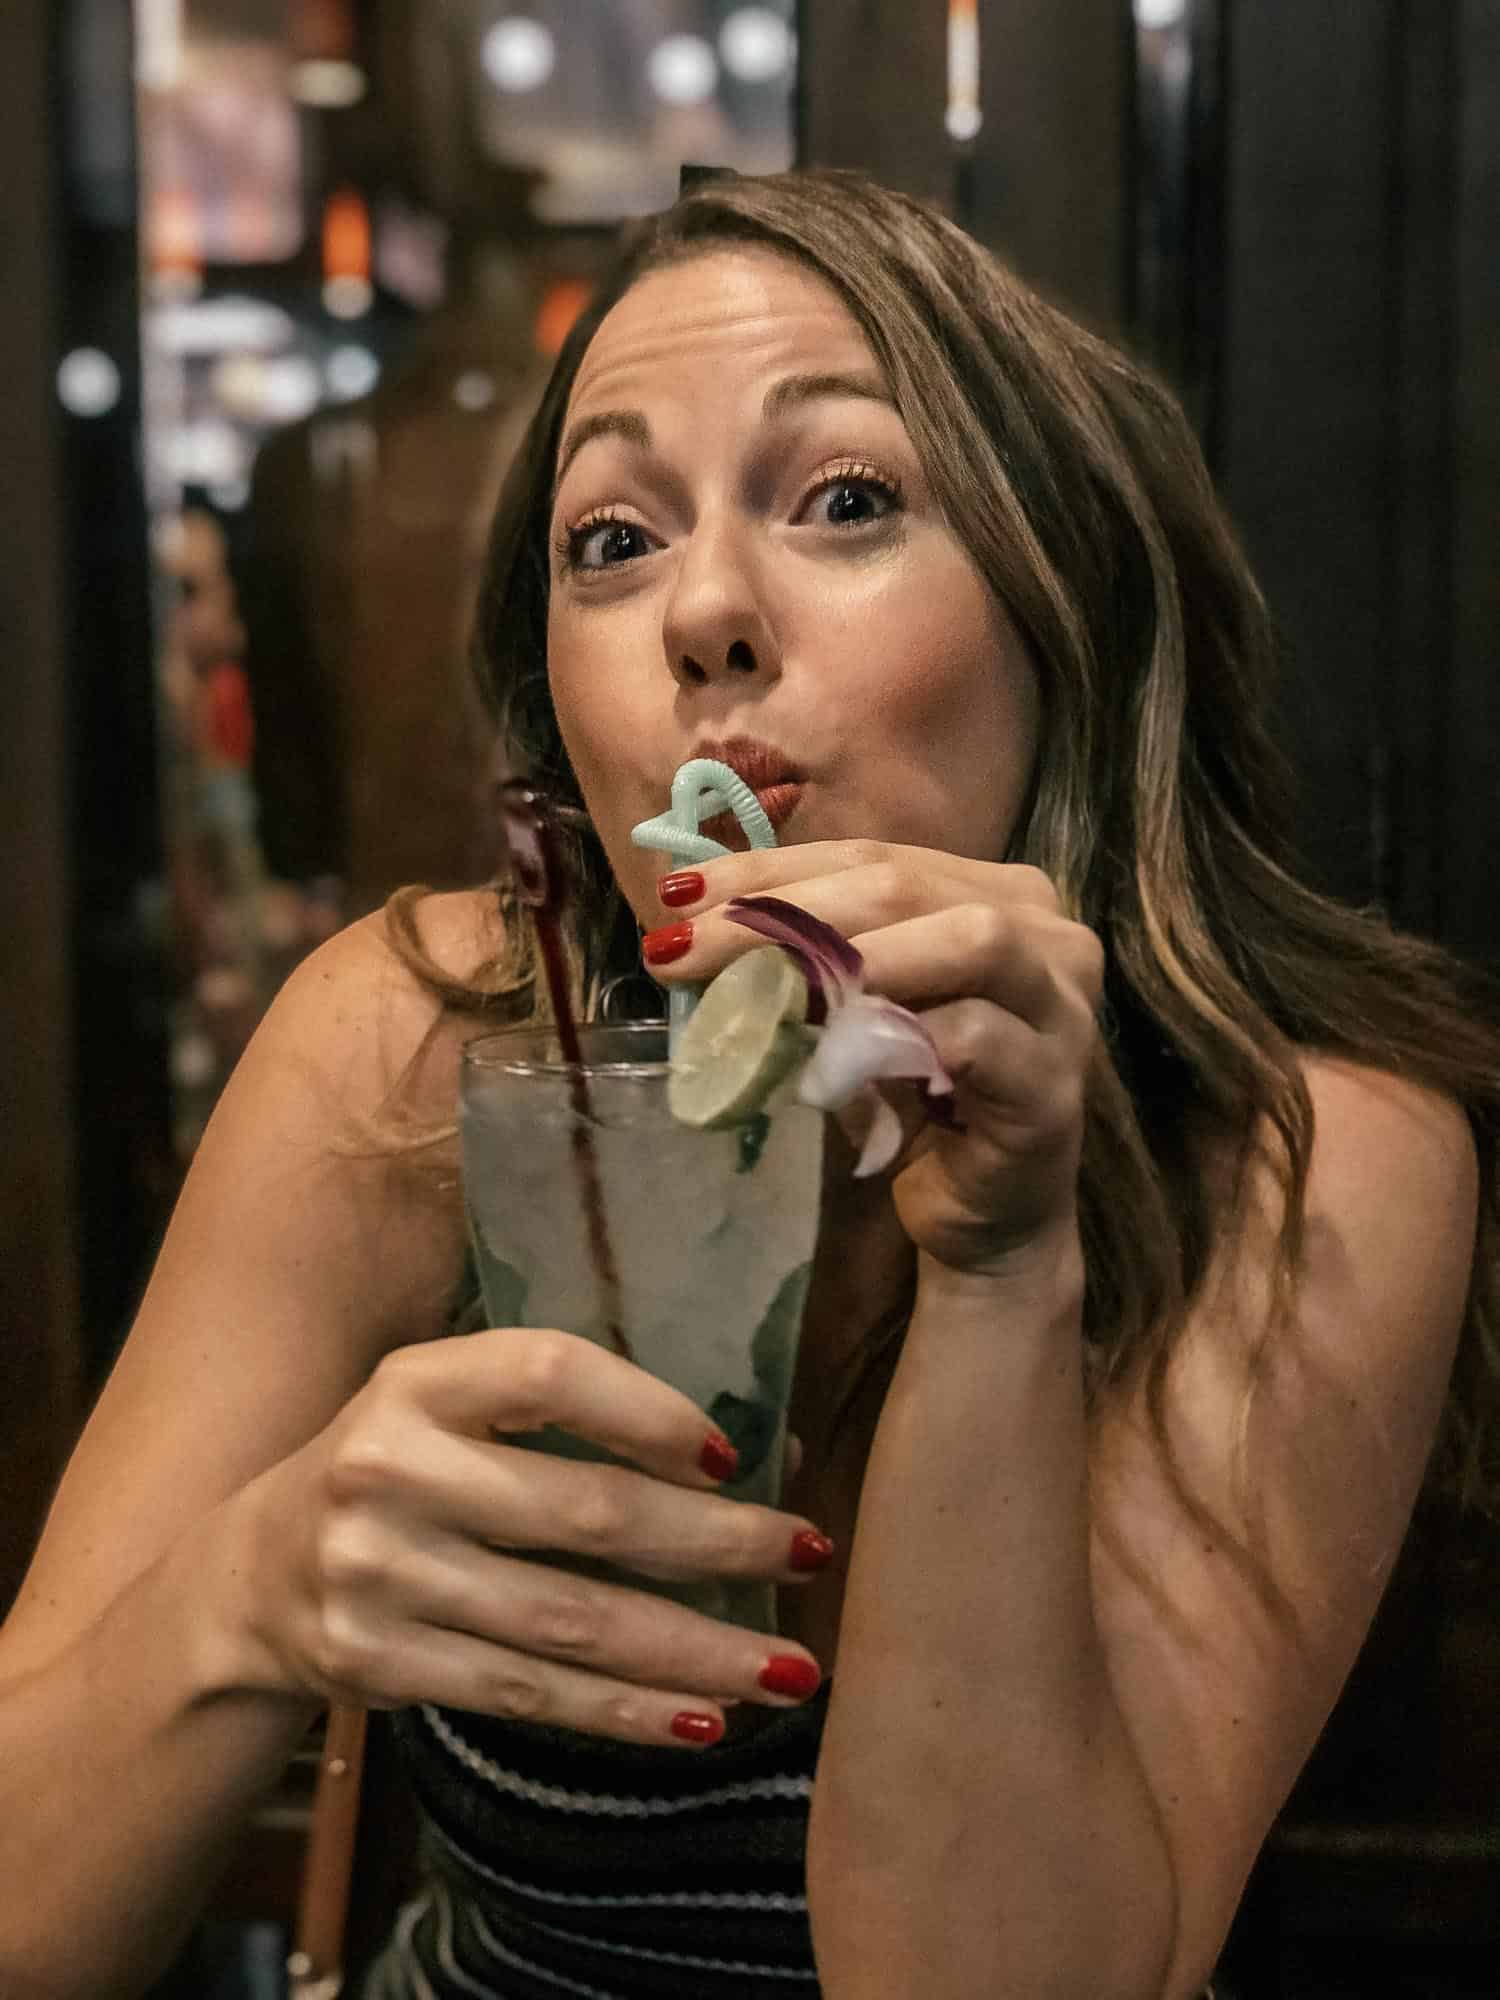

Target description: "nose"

left=661, top=513, right=781, bottom=689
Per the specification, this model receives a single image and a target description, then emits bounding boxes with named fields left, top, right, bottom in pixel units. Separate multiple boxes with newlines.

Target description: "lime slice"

left=668, top=946, right=814, bottom=1129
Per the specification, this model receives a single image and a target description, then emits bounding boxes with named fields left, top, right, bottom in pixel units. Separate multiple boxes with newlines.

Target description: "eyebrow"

left=760, top=369, right=895, bottom=421
left=554, top=409, right=651, bottom=494
left=553, top=370, right=895, bottom=494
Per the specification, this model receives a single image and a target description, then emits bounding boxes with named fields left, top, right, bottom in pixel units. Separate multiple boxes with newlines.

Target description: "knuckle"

left=323, top=1428, right=398, bottom=1508
left=838, top=838, right=885, bottom=874
left=866, top=860, right=910, bottom=920
left=503, top=1332, right=573, bottom=1422
left=724, top=1501, right=776, bottom=1573
left=368, top=1343, right=425, bottom=1406
left=481, top=1665, right=548, bottom=1722
left=944, top=997, right=996, bottom=1071
left=310, top=1606, right=374, bottom=1691
left=565, top=1479, right=631, bottom=1557
left=1009, top=863, right=1059, bottom=910
left=530, top=1585, right=605, bottom=1659
left=602, top=1692, right=647, bottom=1740
left=1064, top=986, right=1101, bottom=1052
left=1071, top=928, right=1106, bottom=1003
left=959, top=901, right=1010, bottom=958
left=314, top=1512, right=384, bottom=1595
left=1045, top=1068, right=1087, bottom=1134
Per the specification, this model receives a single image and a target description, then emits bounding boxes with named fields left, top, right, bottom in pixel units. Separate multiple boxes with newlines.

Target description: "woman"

left=2, top=169, right=1495, bottom=1999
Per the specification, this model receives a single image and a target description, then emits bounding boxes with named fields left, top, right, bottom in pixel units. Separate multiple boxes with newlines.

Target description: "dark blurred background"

left=2, top=3, right=1496, bottom=1994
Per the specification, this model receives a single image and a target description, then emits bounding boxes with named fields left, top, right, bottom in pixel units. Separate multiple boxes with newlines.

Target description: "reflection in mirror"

left=133, top=0, right=798, bottom=1163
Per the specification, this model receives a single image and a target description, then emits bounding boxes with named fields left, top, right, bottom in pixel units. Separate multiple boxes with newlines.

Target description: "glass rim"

left=461, top=1019, right=670, bottom=1080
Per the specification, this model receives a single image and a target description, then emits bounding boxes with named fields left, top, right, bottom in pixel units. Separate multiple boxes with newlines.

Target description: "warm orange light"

left=534, top=277, right=594, bottom=358
left=322, top=188, right=372, bottom=282
left=150, top=186, right=203, bottom=279
left=947, top=0, right=982, bottom=142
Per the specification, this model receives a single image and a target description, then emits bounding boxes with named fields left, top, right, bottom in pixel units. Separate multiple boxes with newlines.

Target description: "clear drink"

left=460, top=1021, right=824, bottom=1633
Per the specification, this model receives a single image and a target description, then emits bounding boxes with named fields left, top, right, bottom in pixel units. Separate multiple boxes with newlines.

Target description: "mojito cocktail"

left=460, top=1021, right=824, bottom=1633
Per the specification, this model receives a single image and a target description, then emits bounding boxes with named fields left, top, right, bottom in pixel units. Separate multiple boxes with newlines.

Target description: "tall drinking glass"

left=460, top=1022, right=824, bottom=1634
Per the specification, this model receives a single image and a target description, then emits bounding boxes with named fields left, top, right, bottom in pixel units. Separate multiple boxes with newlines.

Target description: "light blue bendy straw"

left=630, top=759, right=778, bottom=1046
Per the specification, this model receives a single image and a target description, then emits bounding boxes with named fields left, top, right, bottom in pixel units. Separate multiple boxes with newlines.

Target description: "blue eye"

left=806, top=467, right=901, bottom=529
left=562, top=515, right=653, bottom=571
left=822, top=480, right=888, bottom=524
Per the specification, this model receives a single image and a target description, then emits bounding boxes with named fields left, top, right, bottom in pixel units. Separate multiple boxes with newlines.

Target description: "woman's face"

left=546, top=248, right=1041, bottom=922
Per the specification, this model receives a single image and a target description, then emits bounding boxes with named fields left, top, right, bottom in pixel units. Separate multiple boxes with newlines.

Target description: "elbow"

left=808, top=1782, right=1183, bottom=1999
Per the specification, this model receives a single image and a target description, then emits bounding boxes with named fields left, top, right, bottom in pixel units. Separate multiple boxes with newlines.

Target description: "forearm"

left=808, top=1235, right=1177, bottom=1998
left=0, top=1493, right=322, bottom=1999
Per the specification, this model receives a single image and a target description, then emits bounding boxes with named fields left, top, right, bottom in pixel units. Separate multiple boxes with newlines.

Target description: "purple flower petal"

left=796, top=994, right=953, bottom=1110
left=852, top=1089, right=906, bottom=1179
left=725, top=896, right=864, bottom=1009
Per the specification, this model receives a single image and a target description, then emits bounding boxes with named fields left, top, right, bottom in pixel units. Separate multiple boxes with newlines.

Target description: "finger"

left=675, top=892, right=1100, bottom=1039
left=646, top=878, right=1099, bottom=1040
left=387, top=1535, right=822, bottom=1711
left=660, top=841, right=1061, bottom=916
left=854, top=905, right=1103, bottom=1037
left=646, top=856, right=986, bottom=981
left=365, top=1327, right=742, bottom=1489
left=341, top=1622, right=790, bottom=1750
left=920, top=997, right=1086, bottom=1145
left=373, top=1426, right=833, bottom=1587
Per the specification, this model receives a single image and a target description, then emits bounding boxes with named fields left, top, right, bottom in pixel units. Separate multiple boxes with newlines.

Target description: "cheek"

left=547, top=624, right=621, bottom=804
left=851, top=577, right=1039, bottom=854
left=546, top=623, right=661, bottom=918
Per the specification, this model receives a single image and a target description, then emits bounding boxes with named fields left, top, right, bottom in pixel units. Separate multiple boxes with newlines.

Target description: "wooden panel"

left=1219, top=0, right=1400, bottom=911
left=0, top=0, right=82, bottom=1611
left=796, top=0, right=950, bottom=203
left=798, top=0, right=1129, bottom=339
left=1445, top=0, right=1500, bottom=971
left=967, top=0, right=1130, bottom=332
left=1382, top=0, right=1462, bottom=938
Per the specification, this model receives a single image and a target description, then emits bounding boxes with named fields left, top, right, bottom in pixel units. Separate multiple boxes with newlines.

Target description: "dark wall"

left=1449, top=0, right=1500, bottom=973
left=1220, top=0, right=1499, bottom=969
left=0, top=2, right=81, bottom=1609
left=801, top=0, right=1496, bottom=977
left=800, top=0, right=1128, bottom=333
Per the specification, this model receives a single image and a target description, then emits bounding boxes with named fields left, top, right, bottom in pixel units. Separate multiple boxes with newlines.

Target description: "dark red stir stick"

left=496, top=780, right=632, bottom=1361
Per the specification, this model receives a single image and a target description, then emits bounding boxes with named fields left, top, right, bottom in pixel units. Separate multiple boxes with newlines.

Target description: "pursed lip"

left=690, top=735, right=806, bottom=845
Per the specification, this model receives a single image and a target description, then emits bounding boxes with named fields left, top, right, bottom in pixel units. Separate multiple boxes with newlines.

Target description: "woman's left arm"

left=811, top=1058, right=1472, bottom=1999
left=654, top=844, right=1476, bottom=1999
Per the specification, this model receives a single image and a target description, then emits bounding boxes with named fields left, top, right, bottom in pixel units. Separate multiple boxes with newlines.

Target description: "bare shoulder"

left=1, top=890, right=517, bottom=1662
left=248, top=887, right=513, bottom=1116
left=1182, top=1053, right=1475, bottom=1414
left=1236, top=1055, right=1475, bottom=1443
left=1297, top=1054, right=1476, bottom=1244
left=1085, top=1056, right=1479, bottom=1990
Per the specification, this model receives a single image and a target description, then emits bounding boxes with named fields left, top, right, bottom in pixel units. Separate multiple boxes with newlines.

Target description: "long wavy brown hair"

left=393, top=168, right=1500, bottom=1570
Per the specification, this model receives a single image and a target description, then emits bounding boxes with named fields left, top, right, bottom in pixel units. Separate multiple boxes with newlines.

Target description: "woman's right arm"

left=0, top=910, right=473, bottom=1995
left=0, top=898, right=825, bottom=1999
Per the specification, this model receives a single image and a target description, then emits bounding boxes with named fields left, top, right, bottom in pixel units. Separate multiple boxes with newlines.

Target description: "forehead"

left=564, top=248, right=880, bottom=417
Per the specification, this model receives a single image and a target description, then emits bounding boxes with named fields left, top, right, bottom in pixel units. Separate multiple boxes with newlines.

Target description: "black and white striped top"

left=360, top=1692, right=827, bottom=1998
left=361, top=1692, right=1230, bottom=1998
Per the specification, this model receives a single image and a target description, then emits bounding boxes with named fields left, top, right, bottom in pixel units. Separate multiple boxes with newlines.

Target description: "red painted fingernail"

left=758, top=1655, right=822, bottom=1700
left=788, top=1529, right=835, bottom=1572
left=658, top=870, right=706, bottom=908
left=642, top=921, right=693, bottom=967
left=670, top=1711, right=725, bottom=1745
left=699, top=1431, right=740, bottom=1482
